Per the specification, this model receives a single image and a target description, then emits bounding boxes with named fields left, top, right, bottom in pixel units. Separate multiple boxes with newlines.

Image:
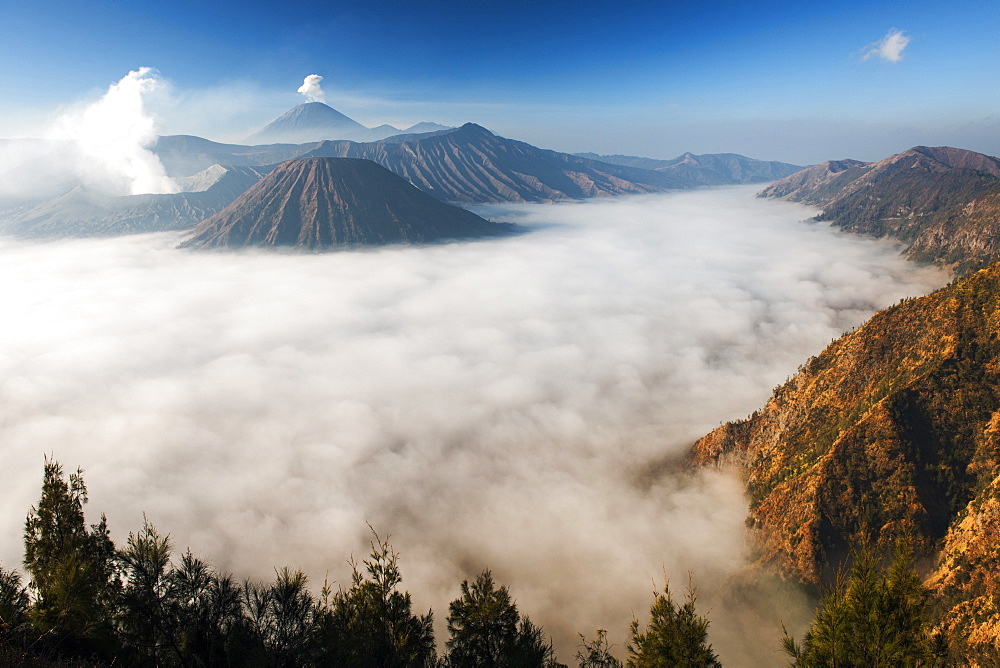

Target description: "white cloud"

left=860, top=28, right=911, bottom=63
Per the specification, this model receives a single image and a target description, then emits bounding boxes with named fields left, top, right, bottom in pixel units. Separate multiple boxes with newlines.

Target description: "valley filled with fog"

left=0, top=186, right=949, bottom=659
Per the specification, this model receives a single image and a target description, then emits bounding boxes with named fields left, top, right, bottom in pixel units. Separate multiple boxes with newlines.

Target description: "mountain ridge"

left=575, top=151, right=802, bottom=185
left=759, top=146, right=1000, bottom=272
left=159, top=123, right=681, bottom=204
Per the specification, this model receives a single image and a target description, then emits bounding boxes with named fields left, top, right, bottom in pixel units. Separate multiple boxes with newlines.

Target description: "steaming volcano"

left=242, top=101, right=451, bottom=144
left=180, top=157, right=513, bottom=249
left=244, top=102, right=372, bottom=144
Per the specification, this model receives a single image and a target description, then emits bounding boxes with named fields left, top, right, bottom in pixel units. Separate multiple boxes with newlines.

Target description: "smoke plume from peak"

left=297, top=74, right=327, bottom=103
left=50, top=67, right=178, bottom=196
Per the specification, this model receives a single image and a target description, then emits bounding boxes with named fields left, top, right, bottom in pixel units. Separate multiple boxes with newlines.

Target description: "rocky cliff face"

left=180, top=157, right=512, bottom=249
left=691, top=262, right=1000, bottom=656
left=906, top=190, right=1000, bottom=270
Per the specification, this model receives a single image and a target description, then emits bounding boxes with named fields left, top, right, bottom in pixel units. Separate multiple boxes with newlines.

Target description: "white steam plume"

left=297, top=74, right=327, bottom=103
left=0, top=188, right=949, bottom=662
left=50, top=67, right=178, bottom=196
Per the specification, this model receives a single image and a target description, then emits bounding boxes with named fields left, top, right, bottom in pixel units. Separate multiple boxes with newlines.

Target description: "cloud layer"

left=0, top=188, right=948, bottom=660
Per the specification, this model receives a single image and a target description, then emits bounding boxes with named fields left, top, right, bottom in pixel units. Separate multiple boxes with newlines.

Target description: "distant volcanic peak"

left=242, top=103, right=375, bottom=145
left=181, top=157, right=512, bottom=250
left=276, top=101, right=360, bottom=124
left=455, top=122, right=494, bottom=137
left=245, top=102, right=368, bottom=141
left=246, top=103, right=458, bottom=145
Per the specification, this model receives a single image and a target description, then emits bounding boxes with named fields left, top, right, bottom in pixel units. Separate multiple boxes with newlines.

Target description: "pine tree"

left=116, top=520, right=174, bottom=662
left=0, top=566, right=28, bottom=632
left=23, top=458, right=118, bottom=657
left=243, top=567, right=321, bottom=666
left=627, top=580, right=720, bottom=668
left=781, top=541, right=943, bottom=666
left=445, top=570, right=557, bottom=668
left=166, top=551, right=244, bottom=665
left=317, top=530, right=436, bottom=667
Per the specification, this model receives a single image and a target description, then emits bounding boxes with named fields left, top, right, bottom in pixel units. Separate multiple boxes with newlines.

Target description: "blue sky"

left=0, top=0, right=997, bottom=163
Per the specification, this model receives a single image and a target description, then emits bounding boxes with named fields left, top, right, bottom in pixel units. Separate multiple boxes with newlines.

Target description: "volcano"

left=180, top=157, right=514, bottom=249
left=243, top=102, right=374, bottom=144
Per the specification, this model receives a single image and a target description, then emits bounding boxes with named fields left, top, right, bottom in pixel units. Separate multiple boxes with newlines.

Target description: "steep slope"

left=0, top=166, right=265, bottom=237
left=691, top=262, right=1000, bottom=656
left=158, top=124, right=678, bottom=203
left=577, top=151, right=802, bottom=185
left=181, top=157, right=513, bottom=249
left=906, top=190, right=1000, bottom=269
left=760, top=147, right=1000, bottom=272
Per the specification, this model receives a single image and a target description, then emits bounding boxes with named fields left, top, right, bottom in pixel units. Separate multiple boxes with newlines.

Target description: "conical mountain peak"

left=181, top=157, right=513, bottom=250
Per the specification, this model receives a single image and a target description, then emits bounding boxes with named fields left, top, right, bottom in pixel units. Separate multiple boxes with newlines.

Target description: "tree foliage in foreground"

left=23, top=458, right=119, bottom=658
left=781, top=541, right=945, bottom=667
left=317, top=530, right=436, bottom=666
left=626, top=579, right=720, bottom=668
left=5, top=459, right=576, bottom=666
left=577, top=628, right=622, bottom=668
left=444, top=569, right=558, bottom=667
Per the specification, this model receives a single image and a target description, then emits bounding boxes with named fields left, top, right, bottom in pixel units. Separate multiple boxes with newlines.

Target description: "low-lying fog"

left=0, top=187, right=949, bottom=662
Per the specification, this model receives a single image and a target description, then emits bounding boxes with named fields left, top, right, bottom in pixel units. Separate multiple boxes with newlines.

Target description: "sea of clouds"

left=0, top=188, right=949, bottom=661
